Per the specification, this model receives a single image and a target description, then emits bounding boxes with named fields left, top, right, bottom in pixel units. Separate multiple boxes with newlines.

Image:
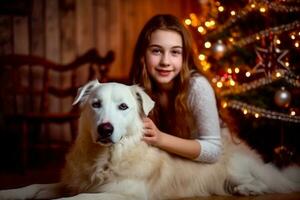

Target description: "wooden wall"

left=0, top=0, right=196, bottom=80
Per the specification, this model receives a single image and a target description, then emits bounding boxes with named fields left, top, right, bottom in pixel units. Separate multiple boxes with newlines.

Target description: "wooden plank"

left=76, top=0, right=94, bottom=84
left=13, top=16, right=29, bottom=54
left=0, top=16, right=13, bottom=54
left=94, top=0, right=107, bottom=56
left=30, top=0, right=45, bottom=57
left=13, top=16, right=29, bottom=114
left=60, top=0, right=77, bottom=142
left=45, top=0, right=62, bottom=140
left=30, top=0, right=45, bottom=112
left=106, top=0, right=122, bottom=79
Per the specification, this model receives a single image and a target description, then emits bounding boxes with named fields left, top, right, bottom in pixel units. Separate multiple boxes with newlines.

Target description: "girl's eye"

left=171, top=50, right=182, bottom=55
left=92, top=100, right=102, bottom=108
left=151, top=48, right=162, bottom=55
left=118, top=103, right=128, bottom=110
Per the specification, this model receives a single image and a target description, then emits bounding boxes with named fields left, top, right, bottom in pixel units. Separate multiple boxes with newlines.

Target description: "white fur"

left=0, top=80, right=299, bottom=200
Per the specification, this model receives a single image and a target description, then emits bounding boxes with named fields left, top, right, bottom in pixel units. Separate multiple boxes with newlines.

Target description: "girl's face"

left=144, top=29, right=183, bottom=89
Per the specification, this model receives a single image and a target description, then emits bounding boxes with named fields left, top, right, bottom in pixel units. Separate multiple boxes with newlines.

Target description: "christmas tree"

left=184, top=0, right=300, bottom=167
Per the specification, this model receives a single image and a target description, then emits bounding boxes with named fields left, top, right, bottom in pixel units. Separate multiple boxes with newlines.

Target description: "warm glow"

left=245, top=71, right=251, bottom=77
left=205, top=20, right=215, bottom=28
left=285, top=62, right=290, bottom=67
left=234, top=67, right=240, bottom=73
left=275, top=72, right=282, bottom=78
left=184, top=19, right=192, bottom=25
left=218, top=6, right=224, bottom=12
left=256, top=35, right=260, bottom=40
left=230, top=10, right=236, bottom=16
left=243, top=109, right=248, bottom=115
left=222, top=101, right=227, bottom=108
left=228, top=37, right=234, bottom=43
left=290, top=110, right=296, bottom=116
left=229, top=79, right=235, bottom=86
left=295, top=41, right=299, bottom=48
left=290, top=34, right=296, bottom=40
left=189, top=13, right=199, bottom=27
left=197, top=26, right=205, bottom=34
left=255, top=113, right=260, bottom=118
left=216, top=81, right=223, bottom=88
left=204, top=41, right=212, bottom=48
left=227, top=68, right=233, bottom=74
left=201, top=61, right=211, bottom=71
left=198, top=54, right=206, bottom=61
left=250, top=4, right=256, bottom=8
left=259, top=7, right=266, bottom=13
left=276, top=39, right=281, bottom=44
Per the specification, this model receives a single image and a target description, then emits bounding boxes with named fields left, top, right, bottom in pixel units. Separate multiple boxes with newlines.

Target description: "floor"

left=0, top=165, right=299, bottom=200
left=179, top=193, right=300, bottom=200
left=0, top=149, right=299, bottom=200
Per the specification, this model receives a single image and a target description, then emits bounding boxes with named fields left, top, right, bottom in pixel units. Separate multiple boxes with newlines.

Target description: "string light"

left=276, top=72, right=282, bottom=78
left=245, top=71, right=251, bottom=77
left=204, top=41, right=212, bottom=48
left=227, top=68, right=233, bottom=74
left=234, top=67, right=240, bottom=74
left=285, top=62, right=290, bottom=67
left=222, top=101, right=228, bottom=108
left=216, top=81, right=223, bottom=88
left=219, top=73, right=300, bottom=96
left=276, top=39, right=281, bottom=44
left=208, top=2, right=300, bottom=38
left=229, top=79, right=235, bottom=86
left=197, top=26, right=206, bottom=34
left=259, top=7, right=267, bottom=13
left=290, top=110, right=296, bottom=116
left=232, top=21, right=300, bottom=49
left=218, top=6, right=224, bottom=12
left=224, top=100, right=300, bottom=123
left=290, top=34, right=296, bottom=40
left=184, top=19, right=192, bottom=25
left=198, top=54, right=206, bottom=61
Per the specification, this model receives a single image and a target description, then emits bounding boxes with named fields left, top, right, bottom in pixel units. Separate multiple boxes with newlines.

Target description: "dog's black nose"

left=97, top=122, right=114, bottom=138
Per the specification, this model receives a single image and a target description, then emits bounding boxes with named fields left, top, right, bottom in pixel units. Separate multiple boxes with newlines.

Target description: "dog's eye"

left=118, top=103, right=128, bottom=110
left=92, top=100, right=102, bottom=108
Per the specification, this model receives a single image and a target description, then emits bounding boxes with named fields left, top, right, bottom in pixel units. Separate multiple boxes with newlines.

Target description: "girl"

left=130, top=14, right=221, bottom=163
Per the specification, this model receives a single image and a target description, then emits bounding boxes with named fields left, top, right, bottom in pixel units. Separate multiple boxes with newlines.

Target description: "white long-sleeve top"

left=188, top=75, right=222, bottom=163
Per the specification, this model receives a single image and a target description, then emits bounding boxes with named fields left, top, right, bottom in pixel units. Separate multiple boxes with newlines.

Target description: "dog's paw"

left=233, top=183, right=266, bottom=196
left=0, top=190, right=23, bottom=200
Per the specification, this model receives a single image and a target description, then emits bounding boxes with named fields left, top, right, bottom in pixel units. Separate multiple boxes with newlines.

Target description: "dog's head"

left=72, top=80, right=155, bottom=146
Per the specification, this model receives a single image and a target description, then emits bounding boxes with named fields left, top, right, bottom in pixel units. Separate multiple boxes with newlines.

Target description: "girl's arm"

left=143, top=76, right=222, bottom=162
left=143, top=117, right=201, bottom=160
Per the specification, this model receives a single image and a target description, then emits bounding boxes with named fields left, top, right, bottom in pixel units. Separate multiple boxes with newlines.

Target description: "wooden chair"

left=0, top=48, right=115, bottom=170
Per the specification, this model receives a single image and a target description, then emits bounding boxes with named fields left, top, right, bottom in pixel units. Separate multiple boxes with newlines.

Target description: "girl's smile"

left=144, top=29, right=183, bottom=89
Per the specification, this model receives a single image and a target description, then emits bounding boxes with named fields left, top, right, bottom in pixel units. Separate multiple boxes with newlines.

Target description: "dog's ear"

left=131, top=85, right=155, bottom=116
left=72, top=79, right=100, bottom=106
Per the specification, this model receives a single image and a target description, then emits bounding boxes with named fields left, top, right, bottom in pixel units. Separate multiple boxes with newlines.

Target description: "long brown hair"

left=129, top=14, right=201, bottom=139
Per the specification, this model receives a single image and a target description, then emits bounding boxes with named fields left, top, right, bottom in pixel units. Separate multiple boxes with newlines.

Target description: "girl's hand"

left=142, top=117, right=163, bottom=146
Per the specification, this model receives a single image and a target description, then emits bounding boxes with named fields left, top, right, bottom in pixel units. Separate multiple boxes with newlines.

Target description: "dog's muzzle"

left=97, top=122, right=114, bottom=144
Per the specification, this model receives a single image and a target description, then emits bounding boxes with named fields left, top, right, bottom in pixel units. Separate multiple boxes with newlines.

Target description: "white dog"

left=0, top=80, right=299, bottom=200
